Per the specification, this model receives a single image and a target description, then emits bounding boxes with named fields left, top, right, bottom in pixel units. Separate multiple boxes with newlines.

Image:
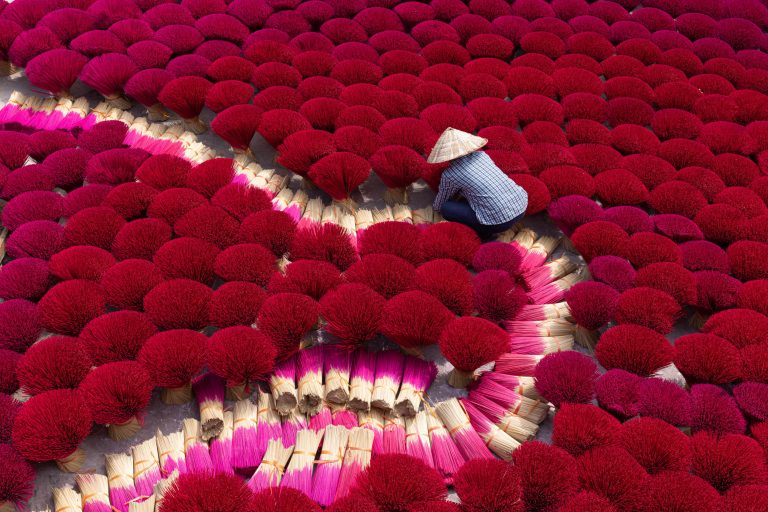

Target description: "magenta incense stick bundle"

left=324, top=346, right=352, bottom=405
left=75, top=474, right=111, bottom=512
left=309, top=405, right=332, bottom=432
left=506, top=319, right=575, bottom=338
left=210, top=411, right=234, bottom=475
left=53, top=486, right=81, bottom=512
left=155, top=430, right=186, bottom=476
left=297, top=345, right=324, bottom=416
left=358, top=408, right=384, bottom=454
left=281, top=408, right=308, bottom=448
left=182, top=418, right=213, bottom=474
left=248, top=439, right=295, bottom=493
left=481, top=371, right=540, bottom=400
left=192, top=372, right=225, bottom=440
left=382, top=412, right=406, bottom=455
left=461, top=399, right=520, bottom=460
left=132, top=438, right=161, bottom=496
left=513, top=302, right=572, bottom=321
left=519, top=235, right=560, bottom=273
left=426, top=407, right=464, bottom=484
left=527, top=272, right=584, bottom=304
left=465, top=392, right=539, bottom=442
left=232, top=399, right=260, bottom=472
left=281, top=428, right=323, bottom=496
left=494, top=354, right=544, bottom=376
left=270, top=358, right=298, bottom=416
left=335, top=427, right=374, bottom=500
left=256, top=392, right=283, bottom=465
left=521, top=256, right=578, bottom=290
left=435, top=398, right=494, bottom=462
left=105, top=453, right=139, bottom=512
left=311, top=425, right=350, bottom=507
left=332, top=408, right=359, bottom=429
left=405, top=411, right=434, bottom=468
left=348, top=350, right=375, bottom=411
left=395, top=358, right=438, bottom=417
left=471, top=379, right=549, bottom=424
left=508, top=334, right=574, bottom=355
left=370, top=350, right=405, bottom=412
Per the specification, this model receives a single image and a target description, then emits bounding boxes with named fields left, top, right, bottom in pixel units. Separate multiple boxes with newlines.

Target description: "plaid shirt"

left=433, top=151, right=528, bottom=225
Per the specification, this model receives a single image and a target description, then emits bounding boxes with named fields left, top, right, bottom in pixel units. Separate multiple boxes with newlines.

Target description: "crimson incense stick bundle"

left=527, top=272, right=585, bottom=304
left=106, top=453, right=139, bottom=512
left=435, top=398, right=494, bottom=462
left=311, top=425, right=350, bottom=507
left=481, top=371, right=540, bottom=400
left=232, top=399, right=260, bottom=472
left=466, top=392, right=539, bottom=442
left=395, top=357, right=438, bottom=418
left=324, top=346, right=352, bottom=405
left=426, top=406, right=464, bottom=484
left=513, top=303, right=572, bottom=321
left=405, top=411, right=434, bottom=468
left=53, top=486, right=82, bottom=512
left=521, top=256, right=579, bottom=290
left=281, top=408, right=308, bottom=448
left=297, top=345, right=324, bottom=416
left=75, top=474, right=111, bottom=512
left=270, top=357, right=298, bottom=416
left=138, top=329, right=207, bottom=405
left=132, top=438, right=161, bottom=497
left=357, top=408, right=384, bottom=455
left=494, top=354, right=544, bottom=376
left=508, top=228, right=537, bottom=260
left=508, top=334, right=574, bottom=355
left=336, top=427, right=374, bottom=500
left=182, top=419, right=213, bottom=474
left=256, top=392, right=283, bottom=466
left=506, top=319, right=576, bottom=338
left=155, top=431, right=186, bottom=477
left=519, top=235, right=561, bottom=273
left=248, top=438, right=295, bottom=492
left=210, top=411, right=234, bottom=475
left=348, top=350, right=375, bottom=411
left=371, top=350, right=405, bottom=413
left=282, top=428, right=323, bottom=496
left=192, top=372, right=225, bottom=441
left=152, top=473, right=178, bottom=512
left=382, top=412, right=406, bottom=455
left=472, top=379, right=549, bottom=424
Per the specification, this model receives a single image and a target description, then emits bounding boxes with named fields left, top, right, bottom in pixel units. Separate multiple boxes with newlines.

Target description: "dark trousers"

left=440, top=200, right=522, bottom=239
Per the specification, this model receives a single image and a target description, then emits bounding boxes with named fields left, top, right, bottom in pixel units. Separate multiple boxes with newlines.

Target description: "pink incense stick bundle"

left=472, top=379, right=549, bottom=424
left=513, top=302, right=572, bottom=321
left=132, top=438, right=161, bottom=496
left=248, top=438, right=295, bottom=492
left=508, top=334, right=574, bottom=355
left=105, top=452, right=139, bottom=512
left=435, top=398, right=494, bottom=462
left=297, top=345, right=324, bottom=416
left=282, top=408, right=308, bottom=448
left=518, top=235, right=561, bottom=273
left=311, top=425, right=350, bottom=507
left=75, top=474, right=111, bottom=512
left=426, top=407, right=464, bottom=484
left=232, top=398, right=260, bottom=472
left=182, top=418, right=213, bottom=474
left=358, top=408, right=384, bottom=454
left=466, top=392, right=539, bottom=442
left=494, top=353, right=544, bottom=376
left=270, top=357, right=298, bottom=416
left=155, top=430, right=186, bottom=476
left=193, top=372, right=225, bottom=441
left=481, top=371, right=539, bottom=400
left=324, top=345, right=352, bottom=406
left=382, top=412, right=406, bottom=454
left=508, top=228, right=537, bottom=260
left=282, top=428, right=323, bottom=496
left=521, top=256, right=579, bottom=290
left=371, top=350, right=405, bottom=413
left=348, top=350, right=376, bottom=411
left=210, top=411, right=234, bottom=475
left=332, top=408, right=359, bottom=429
left=405, top=411, right=434, bottom=468
left=527, top=272, right=584, bottom=305
left=336, top=427, right=374, bottom=500
left=395, top=357, right=438, bottom=418
left=256, top=391, right=284, bottom=465
left=506, top=319, right=576, bottom=338
left=461, top=399, right=520, bottom=460
left=309, top=406, right=333, bottom=433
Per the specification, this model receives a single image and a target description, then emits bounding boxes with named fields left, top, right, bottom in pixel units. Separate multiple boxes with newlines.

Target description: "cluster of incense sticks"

left=193, top=373, right=225, bottom=441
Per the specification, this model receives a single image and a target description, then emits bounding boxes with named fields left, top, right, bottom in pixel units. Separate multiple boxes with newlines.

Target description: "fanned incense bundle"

left=481, top=372, right=539, bottom=400
left=75, top=474, right=111, bottom=512
left=521, top=256, right=579, bottom=290
left=210, top=411, right=234, bottom=475
left=297, top=346, right=324, bottom=416
left=192, top=373, right=225, bottom=441
left=462, top=399, right=520, bottom=460
left=395, top=358, right=437, bottom=418
left=53, top=486, right=82, bottom=512
left=405, top=411, right=434, bottom=468
left=494, top=354, right=544, bottom=377
left=132, top=438, right=161, bottom=496
left=256, top=392, right=283, bottom=466
left=105, top=453, right=139, bottom=512
left=527, top=272, right=586, bottom=304
left=370, top=350, right=405, bottom=413
left=269, top=358, right=298, bottom=416
left=426, top=407, right=464, bottom=484
left=348, top=350, right=375, bottom=411
left=519, top=235, right=561, bottom=273
left=248, top=439, right=294, bottom=492
left=514, top=303, right=572, bottom=321
left=508, top=334, right=574, bottom=355
left=382, top=413, right=406, bottom=455
left=506, top=319, right=576, bottom=337
left=435, top=398, right=494, bottom=462
left=472, top=379, right=549, bottom=424
left=336, top=427, right=374, bottom=500
left=182, top=419, right=213, bottom=474
left=155, top=431, right=186, bottom=476
left=232, top=399, right=260, bottom=471
left=282, top=428, right=324, bottom=496
left=281, top=408, right=308, bottom=448
left=311, top=425, right=350, bottom=507
left=466, top=392, right=539, bottom=442
left=324, top=346, right=352, bottom=405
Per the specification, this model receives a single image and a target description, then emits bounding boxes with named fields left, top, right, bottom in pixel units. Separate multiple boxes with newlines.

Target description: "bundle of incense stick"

left=411, top=206, right=434, bottom=225
left=282, top=428, right=324, bottom=496
left=354, top=208, right=375, bottom=232
left=153, top=472, right=178, bottom=512
left=331, top=408, right=358, bottom=429
left=53, top=486, right=82, bottom=512
left=480, top=371, right=540, bottom=400
left=395, top=358, right=437, bottom=418
left=106, top=453, right=139, bottom=512
left=155, top=430, right=186, bottom=476
left=283, top=189, right=309, bottom=222
left=508, top=228, right=537, bottom=259
left=357, top=408, right=384, bottom=454
left=514, top=303, right=572, bottom=321
left=435, top=398, right=494, bottom=461
left=232, top=398, right=260, bottom=471
left=309, top=406, right=333, bottom=432
left=297, top=346, right=324, bottom=416
left=508, top=334, right=574, bottom=355
left=519, top=235, right=561, bottom=272
left=382, top=412, right=406, bottom=454
left=370, top=350, right=405, bottom=413
left=494, top=354, right=544, bottom=377
left=336, top=210, right=358, bottom=241
left=405, top=411, right=434, bottom=468
left=426, top=406, right=464, bottom=484
left=311, top=425, right=350, bottom=507
left=335, top=427, right=374, bottom=500
left=282, top=407, right=308, bottom=448
left=270, top=358, right=298, bottom=415
left=128, top=496, right=155, bottom=512
left=465, top=392, right=539, bottom=442
left=210, top=411, right=234, bottom=475
left=324, top=346, right=352, bottom=405
left=527, top=271, right=586, bottom=304
left=461, top=399, right=520, bottom=460
left=471, top=379, right=549, bottom=424
left=392, top=204, right=413, bottom=224
left=505, top=319, right=576, bottom=337
left=182, top=418, right=213, bottom=473
left=132, top=438, right=161, bottom=496
left=75, top=474, right=111, bottom=512
left=371, top=207, right=393, bottom=223
left=256, top=392, right=283, bottom=465
left=521, top=256, right=579, bottom=290
left=297, top=197, right=324, bottom=230
left=193, top=373, right=225, bottom=440
left=321, top=204, right=339, bottom=224
left=248, top=439, right=294, bottom=492
left=348, top=350, right=376, bottom=411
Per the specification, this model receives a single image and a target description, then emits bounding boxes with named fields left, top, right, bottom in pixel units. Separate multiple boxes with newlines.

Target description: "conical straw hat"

left=427, top=127, right=488, bottom=164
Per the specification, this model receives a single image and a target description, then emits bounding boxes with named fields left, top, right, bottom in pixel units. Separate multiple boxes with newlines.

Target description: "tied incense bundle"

left=311, top=425, right=350, bottom=507
left=370, top=350, right=405, bottom=413
left=297, top=345, right=324, bottom=416
left=281, top=428, right=324, bottom=496
left=335, top=427, right=374, bottom=500
left=382, top=413, right=406, bottom=455
left=281, top=408, right=308, bottom=448
left=182, top=418, right=213, bottom=474
left=155, top=430, right=186, bottom=476
left=210, top=411, right=234, bottom=475
left=348, top=350, right=375, bottom=411
left=53, top=486, right=82, bottom=512
left=466, top=392, right=539, bottom=442
left=75, top=474, right=110, bottom=512
left=128, top=496, right=154, bottom=512
left=462, top=399, right=520, bottom=461
left=358, top=408, right=384, bottom=454
left=192, top=372, right=225, bottom=441
left=472, top=378, right=549, bottom=424
left=435, top=398, right=494, bottom=462
left=494, top=354, right=544, bottom=376
left=426, top=407, right=464, bottom=484
left=482, top=371, right=540, bottom=400
left=255, top=392, right=283, bottom=467
left=395, top=358, right=437, bottom=418
left=105, top=452, right=139, bottom=512
left=405, top=411, right=434, bottom=468
left=247, top=439, right=294, bottom=492
left=324, top=346, right=351, bottom=405
left=522, top=256, right=579, bottom=290
left=269, top=358, right=298, bottom=415
left=232, top=399, right=260, bottom=471
left=132, top=438, right=161, bottom=496
left=519, top=235, right=561, bottom=273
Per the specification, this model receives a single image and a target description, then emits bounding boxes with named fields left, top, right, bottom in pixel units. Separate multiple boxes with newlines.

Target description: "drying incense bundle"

left=248, top=439, right=294, bottom=492
left=127, top=496, right=154, bottom=512
left=354, top=209, right=374, bottom=232
left=435, top=398, right=494, bottom=462
left=348, top=350, right=376, bottom=411
left=521, top=256, right=579, bottom=290
left=395, top=358, right=437, bottom=418
left=232, top=399, right=260, bottom=471
left=519, top=235, right=561, bottom=272
left=382, top=412, right=406, bottom=455
left=210, top=411, right=234, bottom=475
left=297, top=346, right=324, bottom=416
left=269, top=358, right=298, bottom=416
left=331, top=408, right=358, bottom=429
left=132, top=438, right=161, bottom=496
left=152, top=473, right=178, bottom=512
left=282, top=428, right=324, bottom=496
left=324, top=346, right=352, bottom=405
left=508, top=334, right=574, bottom=355
left=256, top=392, right=283, bottom=466
left=105, top=453, right=139, bottom=512
left=481, top=371, right=539, bottom=400
left=461, top=399, right=520, bottom=460
left=371, top=207, right=394, bottom=224
left=192, top=373, right=225, bottom=441
left=155, top=431, right=186, bottom=476
left=514, top=303, right=572, bottom=321
left=311, top=425, right=350, bottom=507
left=357, top=408, right=384, bottom=454
left=471, top=379, right=549, bottom=424
left=182, top=419, right=213, bottom=474
left=53, top=486, right=82, bottom=512
left=283, top=189, right=309, bottom=221
left=297, top=197, right=324, bottom=230
left=309, top=406, right=332, bottom=433
left=336, top=427, right=374, bottom=500
left=281, top=408, right=308, bottom=448
left=508, top=228, right=537, bottom=259
left=527, top=271, right=586, bottom=304
left=466, top=392, right=539, bottom=442
left=322, top=204, right=339, bottom=225
left=75, top=474, right=111, bottom=512
left=392, top=204, right=413, bottom=224
left=494, top=354, right=544, bottom=377
left=506, top=319, right=576, bottom=338
left=426, top=407, right=464, bottom=484
left=405, top=411, right=434, bottom=468
left=370, top=350, right=405, bottom=413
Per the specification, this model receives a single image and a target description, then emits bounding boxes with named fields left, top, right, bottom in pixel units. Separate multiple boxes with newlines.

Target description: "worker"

left=429, top=127, right=528, bottom=240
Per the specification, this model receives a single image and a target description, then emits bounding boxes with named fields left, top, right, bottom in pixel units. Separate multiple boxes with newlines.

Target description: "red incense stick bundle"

left=405, top=411, right=434, bottom=468
left=426, top=406, right=465, bottom=484
left=270, top=357, right=298, bottom=416
left=282, top=408, right=308, bottom=448
left=210, top=411, right=234, bottom=475
left=207, top=326, right=277, bottom=400
left=232, top=398, right=260, bottom=472
left=324, top=345, right=352, bottom=406
left=311, top=425, right=350, bottom=507
left=506, top=319, right=576, bottom=338
left=527, top=272, right=585, bottom=304
left=371, top=350, right=405, bottom=413
left=472, top=379, right=549, bottom=424
left=382, top=412, right=406, bottom=455
left=132, top=438, right=161, bottom=497
left=440, top=317, right=509, bottom=389
left=182, top=418, right=213, bottom=474
left=435, top=398, right=494, bottom=462
left=79, top=53, right=139, bottom=109
left=395, top=357, right=438, bottom=418
left=348, top=350, right=376, bottom=411
left=282, top=428, right=323, bottom=496
left=513, top=303, right=572, bottom=321
left=297, top=345, right=324, bottom=416
left=256, top=392, right=283, bottom=466
left=248, top=438, right=294, bottom=492
left=494, top=354, right=544, bottom=376
left=466, top=392, right=539, bottom=442
left=518, top=235, right=561, bottom=273
left=336, top=426, right=374, bottom=499
left=508, top=334, right=574, bottom=355
left=157, top=76, right=213, bottom=133
left=155, top=430, right=186, bottom=476
left=521, top=256, right=578, bottom=290
left=106, top=452, right=139, bottom=512
left=0, top=444, right=34, bottom=512
left=75, top=474, right=111, bottom=512
left=192, top=372, right=225, bottom=441
left=357, top=408, right=384, bottom=454
left=481, top=371, right=539, bottom=400
left=138, top=329, right=207, bottom=405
